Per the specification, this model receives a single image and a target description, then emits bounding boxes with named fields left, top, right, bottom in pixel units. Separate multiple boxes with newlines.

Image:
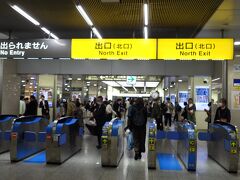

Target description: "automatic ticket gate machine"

left=175, top=121, right=197, bottom=171
left=46, top=117, right=84, bottom=164
left=0, top=115, right=17, bottom=153
left=148, top=120, right=197, bottom=171
left=10, top=116, right=48, bottom=162
left=101, top=118, right=124, bottom=167
left=198, top=122, right=239, bottom=173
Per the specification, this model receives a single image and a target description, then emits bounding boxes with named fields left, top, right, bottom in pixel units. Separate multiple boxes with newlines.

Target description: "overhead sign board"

left=127, top=76, right=137, bottom=85
left=157, top=39, right=234, bottom=60
left=71, top=39, right=157, bottom=60
left=0, top=39, right=71, bottom=58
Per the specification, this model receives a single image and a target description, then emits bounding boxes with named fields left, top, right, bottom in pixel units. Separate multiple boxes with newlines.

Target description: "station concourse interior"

left=0, top=0, right=240, bottom=179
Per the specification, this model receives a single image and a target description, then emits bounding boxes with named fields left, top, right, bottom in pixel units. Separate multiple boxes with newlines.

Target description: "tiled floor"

left=0, top=132, right=239, bottom=180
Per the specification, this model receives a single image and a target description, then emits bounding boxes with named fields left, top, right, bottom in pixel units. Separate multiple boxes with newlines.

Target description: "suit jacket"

left=93, top=104, right=106, bottom=127
left=27, top=100, right=38, bottom=116
left=39, top=100, right=49, bottom=115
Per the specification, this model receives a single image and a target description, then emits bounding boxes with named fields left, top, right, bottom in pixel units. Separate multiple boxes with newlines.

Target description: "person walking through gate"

left=93, top=96, right=106, bottom=149
left=128, top=98, right=148, bottom=160
left=164, top=98, right=174, bottom=130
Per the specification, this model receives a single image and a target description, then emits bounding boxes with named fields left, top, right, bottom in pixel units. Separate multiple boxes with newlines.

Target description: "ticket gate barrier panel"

left=147, top=120, right=197, bottom=171
left=175, top=121, right=197, bottom=171
left=101, top=118, right=124, bottom=167
left=198, top=122, right=239, bottom=173
left=148, top=121, right=157, bottom=169
left=10, top=116, right=49, bottom=162
left=46, top=117, right=84, bottom=164
left=0, top=115, right=17, bottom=153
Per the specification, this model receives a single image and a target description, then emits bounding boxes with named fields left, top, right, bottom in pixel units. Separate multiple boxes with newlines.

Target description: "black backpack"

left=132, top=108, right=145, bottom=126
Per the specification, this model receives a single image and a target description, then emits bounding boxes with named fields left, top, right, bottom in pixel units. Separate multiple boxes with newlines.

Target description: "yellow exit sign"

left=71, top=39, right=157, bottom=60
left=157, top=39, right=234, bottom=60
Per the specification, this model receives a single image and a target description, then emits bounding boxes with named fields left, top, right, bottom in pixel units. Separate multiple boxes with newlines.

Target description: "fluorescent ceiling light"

left=68, top=77, right=72, bottom=80
left=11, top=5, right=40, bottom=26
left=92, top=27, right=102, bottom=39
left=77, top=78, right=81, bottom=81
left=234, top=41, right=240, bottom=46
left=143, top=3, right=148, bottom=26
left=178, top=79, right=183, bottom=82
left=30, top=77, right=35, bottom=80
left=236, top=55, right=240, bottom=57
left=212, top=78, right=220, bottom=82
left=170, top=85, right=173, bottom=88
left=76, top=5, right=93, bottom=26
left=21, top=80, right=25, bottom=83
left=116, top=81, right=128, bottom=92
left=133, top=86, right=137, bottom=92
left=144, top=26, right=148, bottom=39
left=102, top=81, right=159, bottom=88
left=50, top=33, right=59, bottom=40
left=41, top=27, right=50, bottom=34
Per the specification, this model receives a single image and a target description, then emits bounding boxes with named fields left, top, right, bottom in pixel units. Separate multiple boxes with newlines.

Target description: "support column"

left=0, top=60, right=20, bottom=115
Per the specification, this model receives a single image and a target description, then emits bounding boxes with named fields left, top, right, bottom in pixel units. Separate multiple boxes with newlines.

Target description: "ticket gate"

left=10, top=116, right=48, bottom=162
left=46, top=117, right=84, bottom=164
left=198, top=122, right=239, bottom=173
left=148, top=120, right=197, bottom=171
left=101, top=118, right=124, bottom=167
left=175, top=121, right=197, bottom=171
left=0, top=115, right=17, bottom=153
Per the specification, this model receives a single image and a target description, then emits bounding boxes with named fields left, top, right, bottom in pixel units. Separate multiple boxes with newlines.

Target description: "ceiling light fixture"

left=11, top=5, right=40, bottom=26
left=234, top=41, right=240, bottom=46
left=50, top=33, right=59, bottom=40
left=178, top=79, right=183, bottom=82
left=144, top=26, right=148, bottom=39
left=76, top=5, right=93, bottom=26
left=133, top=86, right=137, bottom=92
left=92, top=27, right=102, bottom=39
left=143, top=3, right=148, bottom=26
left=41, top=27, right=50, bottom=35
left=76, top=4, right=102, bottom=39
left=11, top=5, right=59, bottom=40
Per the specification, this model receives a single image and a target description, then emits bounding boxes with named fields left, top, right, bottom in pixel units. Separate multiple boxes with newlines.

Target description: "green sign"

left=127, top=76, right=137, bottom=85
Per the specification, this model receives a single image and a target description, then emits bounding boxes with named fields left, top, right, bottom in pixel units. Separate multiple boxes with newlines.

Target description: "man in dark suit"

left=93, top=96, right=106, bottom=149
left=25, top=95, right=38, bottom=116
left=39, top=95, right=50, bottom=120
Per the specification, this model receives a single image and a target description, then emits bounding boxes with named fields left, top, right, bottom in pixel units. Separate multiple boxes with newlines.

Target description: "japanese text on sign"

left=71, top=39, right=157, bottom=60
left=0, top=41, right=48, bottom=57
left=158, top=39, right=234, bottom=60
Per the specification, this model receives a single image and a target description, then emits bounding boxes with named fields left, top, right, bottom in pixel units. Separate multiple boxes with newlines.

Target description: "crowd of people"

left=19, top=95, right=49, bottom=118
left=19, top=93, right=232, bottom=161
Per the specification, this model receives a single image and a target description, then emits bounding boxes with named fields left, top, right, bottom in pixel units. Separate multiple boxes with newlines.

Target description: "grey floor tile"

left=0, top=132, right=239, bottom=180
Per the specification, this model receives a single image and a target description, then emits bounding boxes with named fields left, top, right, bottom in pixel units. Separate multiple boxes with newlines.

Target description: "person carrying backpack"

left=128, top=98, right=148, bottom=160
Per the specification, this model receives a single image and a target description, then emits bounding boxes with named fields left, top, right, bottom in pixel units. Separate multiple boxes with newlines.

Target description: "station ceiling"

left=1, top=0, right=224, bottom=38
